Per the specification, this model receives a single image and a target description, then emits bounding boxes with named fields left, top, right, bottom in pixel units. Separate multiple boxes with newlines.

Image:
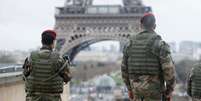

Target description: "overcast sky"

left=0, top=0, right=201, bottom=51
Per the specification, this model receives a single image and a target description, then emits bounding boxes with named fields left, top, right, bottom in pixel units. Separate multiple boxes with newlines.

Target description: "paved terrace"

left=0, top=72, right=69, bottom=101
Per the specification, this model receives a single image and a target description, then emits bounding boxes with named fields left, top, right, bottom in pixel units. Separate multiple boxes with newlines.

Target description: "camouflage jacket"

left=22, top=46, right=72, bottom=84
left=187, top=63, right=201, bottom=98
left=121, top=30, right=176, bottom=98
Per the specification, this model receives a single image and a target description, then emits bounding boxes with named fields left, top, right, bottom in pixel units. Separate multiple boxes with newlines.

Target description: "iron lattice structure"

left=55, top=0, right=152, bottom=60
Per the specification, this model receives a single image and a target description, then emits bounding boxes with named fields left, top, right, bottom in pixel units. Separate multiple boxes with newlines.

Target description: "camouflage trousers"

left=26, top=93, right=61, bottom=101
left=129, top=79, right=161, bottom=101
left=131, top=98, right=160, bottom=101
left=131, top=95, right=161, bottom=101
left=192, top=98, right=201, bottom=101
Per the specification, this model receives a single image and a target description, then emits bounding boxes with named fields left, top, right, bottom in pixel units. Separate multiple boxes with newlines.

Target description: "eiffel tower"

left=55, top=0, right=152, bottom=60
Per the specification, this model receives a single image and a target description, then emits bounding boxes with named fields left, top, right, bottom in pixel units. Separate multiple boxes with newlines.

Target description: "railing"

left=86, top=5, right=121, bottom=14
left=0, top=65, right=22, bottom=73
left=55, top=5, right=151, bottom=15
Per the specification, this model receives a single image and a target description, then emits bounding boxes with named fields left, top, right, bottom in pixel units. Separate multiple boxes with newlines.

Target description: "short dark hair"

left=141, top=15, right=156, bottom=30
left=41, top=32, right=54, bottom=45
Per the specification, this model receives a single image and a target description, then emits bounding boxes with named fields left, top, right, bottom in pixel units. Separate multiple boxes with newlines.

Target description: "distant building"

left=179, top=41, right=198, bottom=56
left=178, top=41, right=201, bottom=60
left=95, top=75, right=116, bottom=93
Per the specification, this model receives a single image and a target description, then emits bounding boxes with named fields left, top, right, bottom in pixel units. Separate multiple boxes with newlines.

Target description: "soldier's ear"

left=51, top=40, right=56, bottom=49
left=153, top=24, right=156, bottom=30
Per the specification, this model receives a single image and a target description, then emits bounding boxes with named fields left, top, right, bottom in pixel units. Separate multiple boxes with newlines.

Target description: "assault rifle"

left=159, top=64, right=171, bottom=101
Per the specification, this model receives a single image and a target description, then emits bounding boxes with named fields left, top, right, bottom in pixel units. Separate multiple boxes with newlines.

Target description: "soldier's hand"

left=165, top=94, right=172, bottom=101
left=62, top=55, right=69, bottom=61
left=62, top=55, right=72, bottom=65
left=167, top=97, right=171, bottom=101
left=128, top=90, right=134, bottom=99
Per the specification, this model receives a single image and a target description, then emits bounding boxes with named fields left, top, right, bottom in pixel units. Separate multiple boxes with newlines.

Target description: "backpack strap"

left=42, top=60, right=69, bottom=82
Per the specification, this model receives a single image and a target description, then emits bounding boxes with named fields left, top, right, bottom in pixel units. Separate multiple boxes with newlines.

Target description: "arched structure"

left=55, top=0, right=152, bottom=60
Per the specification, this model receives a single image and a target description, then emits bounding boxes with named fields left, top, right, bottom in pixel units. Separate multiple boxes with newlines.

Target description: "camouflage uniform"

left=187, top=63, right=201, bottom=101
left=192, top=98, right=201, bottom=101
left=121, top=30, right=176, bottom=101
left=23, top=46, right=71, bottom=101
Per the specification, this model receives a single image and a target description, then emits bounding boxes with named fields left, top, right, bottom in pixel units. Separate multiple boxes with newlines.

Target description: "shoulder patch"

left=158, top=41, right=171, bottom=57
left=160, top=41, right=170, bottom=52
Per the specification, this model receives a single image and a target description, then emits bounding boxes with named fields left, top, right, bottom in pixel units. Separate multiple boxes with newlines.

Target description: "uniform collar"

left=40, top=45, right=53, bottom=51
left=139, top=29, right=156, bottom=35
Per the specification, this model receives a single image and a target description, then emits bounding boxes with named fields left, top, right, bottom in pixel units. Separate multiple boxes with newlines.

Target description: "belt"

left=27, top=92, right=60, bottom=96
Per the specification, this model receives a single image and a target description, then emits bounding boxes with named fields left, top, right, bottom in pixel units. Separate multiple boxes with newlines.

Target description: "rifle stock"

left=159, top=61, right=167, bottom=101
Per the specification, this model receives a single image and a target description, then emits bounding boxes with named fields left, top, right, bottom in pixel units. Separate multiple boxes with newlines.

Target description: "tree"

left=175, top=59, right=197, bottom=83
left=0, top=54, right=17, bottom=64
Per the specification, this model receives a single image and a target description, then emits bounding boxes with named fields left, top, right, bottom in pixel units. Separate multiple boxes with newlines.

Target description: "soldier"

left=23, top=30, right=72, bottom=101
left=121, top=13, right=176, bottom=101
left=187, top=63, right=201, bottom=101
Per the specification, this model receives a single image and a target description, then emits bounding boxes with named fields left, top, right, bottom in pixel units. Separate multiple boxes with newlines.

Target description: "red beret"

left=143, top=13, right=154, bottom=17
left=42, top=29, right=57, bottom=40
left=140, top=13, right=155, bottom=23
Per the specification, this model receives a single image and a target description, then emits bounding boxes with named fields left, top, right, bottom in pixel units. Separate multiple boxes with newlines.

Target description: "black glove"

left=62, top=55, right=69, bottom=61
left=62, top=55, right=71, bottom=64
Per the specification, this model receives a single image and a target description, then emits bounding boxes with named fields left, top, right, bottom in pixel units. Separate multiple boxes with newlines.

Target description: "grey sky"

left=0, top=0, right=201, bottom=51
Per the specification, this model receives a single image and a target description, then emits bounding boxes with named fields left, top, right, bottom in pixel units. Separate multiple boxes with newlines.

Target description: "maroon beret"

left=42, top=29, right=57, bottom=40
left=140, top=13, right=155, bottom=23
